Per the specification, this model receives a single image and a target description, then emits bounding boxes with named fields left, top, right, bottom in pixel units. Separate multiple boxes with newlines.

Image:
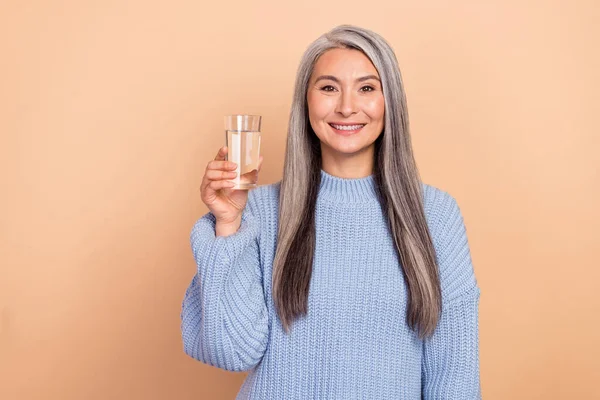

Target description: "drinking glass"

left=224, top=115, right=262, bottom=190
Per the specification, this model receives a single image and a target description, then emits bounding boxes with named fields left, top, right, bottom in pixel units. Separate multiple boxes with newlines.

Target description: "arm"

left=422, top=191, right=482, bottom=399
left=180, top=190, right=269, bottom=372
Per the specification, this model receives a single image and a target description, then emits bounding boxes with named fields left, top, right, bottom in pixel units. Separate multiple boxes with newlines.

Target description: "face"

left=307, top=48, right=385, bottom=163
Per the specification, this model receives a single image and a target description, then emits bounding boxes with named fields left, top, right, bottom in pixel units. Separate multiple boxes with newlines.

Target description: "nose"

left=335, top=90, right=357, bottom=117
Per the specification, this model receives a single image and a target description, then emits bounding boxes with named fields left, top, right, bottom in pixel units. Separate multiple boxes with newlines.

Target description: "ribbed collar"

left=318, top=169, right=379, bottom=204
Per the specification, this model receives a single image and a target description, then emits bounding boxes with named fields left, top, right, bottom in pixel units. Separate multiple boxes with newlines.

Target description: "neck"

left=318, top=168, right=379, bottom=204
left=319, top=144, right=375, bottom=179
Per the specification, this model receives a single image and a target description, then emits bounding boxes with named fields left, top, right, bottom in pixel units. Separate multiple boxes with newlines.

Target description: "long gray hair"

left=273, top=24, right=441, bottom=339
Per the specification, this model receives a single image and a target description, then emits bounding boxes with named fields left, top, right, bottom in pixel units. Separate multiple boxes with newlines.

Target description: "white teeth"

left=331, top=124, right=364, bottom=131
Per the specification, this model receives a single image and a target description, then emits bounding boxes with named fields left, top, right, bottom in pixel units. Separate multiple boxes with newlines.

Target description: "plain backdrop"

left=1, top=1, right=599, bottom=399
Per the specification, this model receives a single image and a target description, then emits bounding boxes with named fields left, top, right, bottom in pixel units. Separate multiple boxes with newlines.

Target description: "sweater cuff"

left=190, top=210, right=260, bottom=269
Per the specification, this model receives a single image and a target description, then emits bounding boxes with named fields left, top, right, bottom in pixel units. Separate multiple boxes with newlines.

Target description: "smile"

left=328, top=123, right=366, bottom=135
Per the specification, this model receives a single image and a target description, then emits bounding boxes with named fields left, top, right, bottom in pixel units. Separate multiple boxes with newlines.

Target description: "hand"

left=200, top=146, right=263, bottom=226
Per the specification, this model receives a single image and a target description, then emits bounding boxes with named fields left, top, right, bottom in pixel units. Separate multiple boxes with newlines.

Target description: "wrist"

left=215, top=215, right=242, bottom=237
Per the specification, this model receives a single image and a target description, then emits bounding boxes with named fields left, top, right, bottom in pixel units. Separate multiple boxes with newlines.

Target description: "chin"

left=328, top=141, right=371, bottom=155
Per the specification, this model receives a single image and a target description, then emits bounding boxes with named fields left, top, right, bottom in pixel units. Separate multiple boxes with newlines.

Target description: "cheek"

left=307, top=93, right=336, bottom=120
left=364, top=96, right=385, bottom=122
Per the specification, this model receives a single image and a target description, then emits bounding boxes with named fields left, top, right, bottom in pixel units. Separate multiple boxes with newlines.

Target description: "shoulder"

left=244, top=181, right=281, bottom=229
left=421, top=182, right=480, bottom=303
left=421, top=183, right=463, bottom=241
left=247, top=181, right=280, bottom=213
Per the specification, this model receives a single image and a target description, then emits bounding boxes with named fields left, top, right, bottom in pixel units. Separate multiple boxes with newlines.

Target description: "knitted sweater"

left=181, top=169, right=482, bottom=399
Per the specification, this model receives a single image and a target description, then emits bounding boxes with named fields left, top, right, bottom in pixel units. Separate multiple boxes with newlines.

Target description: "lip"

left=328, top=122, right=366, bottom=136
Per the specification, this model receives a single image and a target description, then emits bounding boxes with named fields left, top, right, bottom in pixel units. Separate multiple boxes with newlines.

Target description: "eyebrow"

left=314, top=74, right=381, bottom=84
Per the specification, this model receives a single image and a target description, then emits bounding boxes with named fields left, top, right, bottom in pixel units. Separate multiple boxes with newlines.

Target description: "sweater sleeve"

left=180, top=189, right=269, bottom=372
left=422, top=190, right=482, bottom=399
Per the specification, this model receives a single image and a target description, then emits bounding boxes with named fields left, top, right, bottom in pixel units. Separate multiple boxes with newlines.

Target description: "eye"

left=320, top=85, right=336, bottom=92
left=360, top=86, right=375, bottom=92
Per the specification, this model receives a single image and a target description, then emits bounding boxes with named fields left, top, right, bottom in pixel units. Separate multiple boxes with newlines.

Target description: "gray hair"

left=272, top=24, right=441, bottom=339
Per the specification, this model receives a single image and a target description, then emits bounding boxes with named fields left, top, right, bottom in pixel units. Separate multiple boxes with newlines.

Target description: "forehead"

left=312, top=48, right=379, bottom=78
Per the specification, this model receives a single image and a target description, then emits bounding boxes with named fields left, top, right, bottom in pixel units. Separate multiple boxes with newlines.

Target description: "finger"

left=214, top=146, right=227, bottom=161
left=209, top=179, right=236, bottom=191
left=207, top=160, right=238, bottom=171
left=201, top=157, right=236, bottom=196
left=203, top=178, right=235, bottom=200
left=205, top=169, right=237, bottom=181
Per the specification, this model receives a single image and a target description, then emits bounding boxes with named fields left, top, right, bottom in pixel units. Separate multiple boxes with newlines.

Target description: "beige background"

left=1, top=0, right=599, bottom=399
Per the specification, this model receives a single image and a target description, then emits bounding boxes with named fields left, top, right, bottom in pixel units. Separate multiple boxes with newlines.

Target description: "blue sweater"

left=181, top=169, right=481, bottom=399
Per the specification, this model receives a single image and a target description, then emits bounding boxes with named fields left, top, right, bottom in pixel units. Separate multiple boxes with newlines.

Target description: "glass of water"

left=224, top=115, right=262, bottom=190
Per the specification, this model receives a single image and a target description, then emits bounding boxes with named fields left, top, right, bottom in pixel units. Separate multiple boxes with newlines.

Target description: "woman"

left=181, top=24, right=482, bottom=399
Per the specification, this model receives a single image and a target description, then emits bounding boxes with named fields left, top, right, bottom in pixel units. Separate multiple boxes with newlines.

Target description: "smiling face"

left=307, top=47, right=385, bottom=177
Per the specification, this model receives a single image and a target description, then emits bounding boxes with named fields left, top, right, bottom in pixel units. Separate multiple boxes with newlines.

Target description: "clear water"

left=225, top=130, right=261, bottom=189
